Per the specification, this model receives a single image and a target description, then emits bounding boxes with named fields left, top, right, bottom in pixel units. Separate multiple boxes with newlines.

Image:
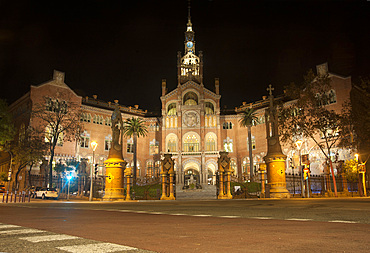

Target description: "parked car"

left=34, top=187, right=58, bottom=200
left=0, top=184, right=6, bottom=193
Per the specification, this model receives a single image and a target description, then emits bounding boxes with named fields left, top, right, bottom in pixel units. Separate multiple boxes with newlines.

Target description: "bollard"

left=28, top=191, right=31, bottom=202
left=2, top=193, right=4, bottom=203
left=10, top=192, right=13, bottom=202
left=14, top=191, right=17, bottom=203
left=6, top=191, right=9, bottom=203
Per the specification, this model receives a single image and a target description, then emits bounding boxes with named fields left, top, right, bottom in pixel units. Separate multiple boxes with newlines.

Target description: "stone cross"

left=267, top=84, right=274, bottom=96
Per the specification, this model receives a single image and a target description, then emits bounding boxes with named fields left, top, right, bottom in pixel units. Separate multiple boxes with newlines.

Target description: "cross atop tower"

left=267, top=84, right=274, bottom=96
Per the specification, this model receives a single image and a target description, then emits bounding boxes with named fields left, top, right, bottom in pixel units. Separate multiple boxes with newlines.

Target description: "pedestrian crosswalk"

left=0, top=223, right=153, bottom=253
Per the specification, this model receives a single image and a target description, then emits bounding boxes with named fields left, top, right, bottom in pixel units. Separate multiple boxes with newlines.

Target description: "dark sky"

left=1, top=0, right=369, bottom=112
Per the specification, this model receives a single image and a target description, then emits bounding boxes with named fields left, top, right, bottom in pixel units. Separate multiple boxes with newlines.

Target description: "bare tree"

left=32, top=92, right=83, bottom=187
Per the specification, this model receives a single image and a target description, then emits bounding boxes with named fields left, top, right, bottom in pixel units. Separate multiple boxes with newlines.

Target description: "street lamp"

left=66, top=173, right=72, bottom=200
left=295, top=139, right=304, bottom=198
left=90, top=141, right=98, bottom=201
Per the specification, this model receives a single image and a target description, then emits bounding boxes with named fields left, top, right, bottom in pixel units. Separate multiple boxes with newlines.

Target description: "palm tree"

left=122, top=117, right=148, bottom=185
left=239, top=108, right=258, bottom=181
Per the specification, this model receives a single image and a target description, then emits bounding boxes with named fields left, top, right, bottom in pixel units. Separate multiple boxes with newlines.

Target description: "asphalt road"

left=1, top=198, right=369, bottom=253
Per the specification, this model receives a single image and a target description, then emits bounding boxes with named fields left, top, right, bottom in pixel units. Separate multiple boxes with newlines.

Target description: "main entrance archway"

left=183, top=161, right=200, bottom=187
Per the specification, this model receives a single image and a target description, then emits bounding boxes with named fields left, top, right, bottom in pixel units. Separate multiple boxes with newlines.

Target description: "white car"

left=34, top=187, right=58, bottom=200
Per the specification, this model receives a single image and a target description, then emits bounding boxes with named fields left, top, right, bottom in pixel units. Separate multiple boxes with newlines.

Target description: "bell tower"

left=177, top=1, right=203, bottom=86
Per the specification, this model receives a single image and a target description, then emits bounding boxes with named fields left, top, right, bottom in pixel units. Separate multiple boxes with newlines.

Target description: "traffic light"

left=94, top=164, right=98, bottom=176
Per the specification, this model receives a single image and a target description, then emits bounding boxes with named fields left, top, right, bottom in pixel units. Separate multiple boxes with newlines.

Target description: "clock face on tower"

left=186, top=41, right=193, bottom=48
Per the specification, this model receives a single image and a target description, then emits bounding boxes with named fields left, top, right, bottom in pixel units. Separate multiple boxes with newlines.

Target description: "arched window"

left=104, top=135, right=112, bottom=151
left=167, top=103, right=177, bottom=116
left=183, top=91, right=198, bottom=105
left=247, top=136, right=256, bottom=150
left=183, top=133, right=200, bottom=152
left=155, top=161, right=161, bottom=177
left=130, top=161, right=141, bottom=178
left=146, top=161, right=154, bottom=177
left=230, top=159, right=237, bottom=176
left=166, top=134, right=178, bottom=153
left=329, top=89, right=337, bottom=104
left=223, top=137, right=233, bottom=152
left=127, top=138, right=134, bottom=153
left=80, top=131, right=90, bottom=148
left=205, top=102, right=214, bottom=115
left=149, top=139, right=159, bottom=155
left=205, top=133, right=217, bottom=151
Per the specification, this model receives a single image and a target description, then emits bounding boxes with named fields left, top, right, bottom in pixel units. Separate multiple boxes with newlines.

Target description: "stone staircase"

left=175, top=184, right=217, bottom=200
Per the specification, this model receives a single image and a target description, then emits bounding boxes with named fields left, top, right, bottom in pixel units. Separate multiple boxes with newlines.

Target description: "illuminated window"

left=247, top=136, right=256, bottom=150
left=205, top=102, right=214, bottom=115
left=205, top=133, right=217, bottom=151
left=149, top=139, right=159, bottom=155
left=127, top=139, right=134, bottom=153
left=230, top=159, right=237, bottom=175
left=223, top=138, right=233, bottom=152
left=183, top=134, right=199, bottom=152
left=155, top=161, right=161, bottom=177
left=167, top=103, right=177, bottom=116
left=104, top=135, right=112, bottom=151
left=130, top=161, right=141, bottom=177
left=183, top=92, right=198, bottom=105
left=146, top=161, right=154, bottom=177
left=80, top=131, right=90, bottom=148
left=166, top=134, right=177, bottom=152
left=223, top=122, right=233, bottom=129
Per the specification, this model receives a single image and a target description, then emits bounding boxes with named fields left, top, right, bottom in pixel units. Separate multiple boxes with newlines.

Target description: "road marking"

left=329, top=220, right=358, bottom=224
left=135, top=210, right=149, bottom=213
left=118, top=209, right=133, bottom=212
left=171, top=213, right=187, bottom=216
left=19, top=234, right=80, bottom=242
left=0, top=229, right=46, bottom=235
left=0, top=224, right=21, bottom=229
left=219, top=216, right=240, bottom=218
left=285, top=218, right=312, bottom=221
left=192, top=214, right=212, bottom=217
left=150, top=212, right=164, bottom=215
left=57, top=242, right=137, bottom=253
left=250, top=217, right=272, bottom=220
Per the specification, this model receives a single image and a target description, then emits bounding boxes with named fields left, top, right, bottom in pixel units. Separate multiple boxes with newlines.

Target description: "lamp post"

left=90, top=141, right=98, bottom=201
left=66, top=174, right=72, bottom=201
left=295, top=139, right=304, bottom=198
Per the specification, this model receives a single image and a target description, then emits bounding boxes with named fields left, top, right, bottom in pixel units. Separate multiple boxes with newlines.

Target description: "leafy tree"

left=0, top=99, right=16, bottom=149
left=11, top=127, right=47, bottom=190
left=122, top=117, right=148, bottom=185
left=239, top=108, right=258, bottom=181
left=350, top=78, right=370, bottom=166
left=279, top=70, right=350, bottom=197
left=32, top=93, right=83, bottom=187
left=342, top=159, right=359, bottom=183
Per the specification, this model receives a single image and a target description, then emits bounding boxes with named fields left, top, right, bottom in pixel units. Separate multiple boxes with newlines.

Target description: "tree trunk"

left=133, top=133, right=137, bottom=186
left=49, top=151, right=55, bottom=187
left=329, top=159, right=338, bottom=197
left=248, top=126, right=253, bottom=182
left=28, top=164, right=34, bottom=188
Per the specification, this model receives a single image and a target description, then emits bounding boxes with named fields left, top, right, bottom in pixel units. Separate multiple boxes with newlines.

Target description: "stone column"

left=264, top=154, right=290, bottom=198
left=218, top=172, right=224, bottom=199
left=168, top=173, right=175, bottom=200
left=125, top=167, right=131, bottom=200
left=103, top=158, right=126, bottom=201
left=160, top=172, right=167, bottom=200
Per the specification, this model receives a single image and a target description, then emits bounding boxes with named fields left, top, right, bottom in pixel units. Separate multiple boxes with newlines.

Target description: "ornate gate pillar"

left=160, top=154, right=176, bottom=200
left=217, top=151, right=232, bottom=199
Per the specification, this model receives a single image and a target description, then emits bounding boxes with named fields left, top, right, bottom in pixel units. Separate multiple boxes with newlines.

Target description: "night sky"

left=1, top=0, right=369, bottom=112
